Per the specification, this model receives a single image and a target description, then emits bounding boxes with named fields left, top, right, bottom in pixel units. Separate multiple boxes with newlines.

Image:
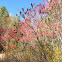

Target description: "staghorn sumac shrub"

left=2, top=0, right=62, bottom=50
left=18, top=0, right=62, bottom=47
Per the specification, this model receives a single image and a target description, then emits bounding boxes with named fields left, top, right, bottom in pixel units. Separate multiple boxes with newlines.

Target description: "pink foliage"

left=0, top=0, right=61, bottom=48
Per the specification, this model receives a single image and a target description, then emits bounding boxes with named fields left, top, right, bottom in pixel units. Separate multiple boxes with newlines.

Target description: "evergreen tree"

left=0, top=5, right=9, bottom=28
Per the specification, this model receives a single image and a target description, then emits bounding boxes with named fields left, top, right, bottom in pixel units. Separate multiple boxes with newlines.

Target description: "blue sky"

left=0, top=0, right=47, bottom=16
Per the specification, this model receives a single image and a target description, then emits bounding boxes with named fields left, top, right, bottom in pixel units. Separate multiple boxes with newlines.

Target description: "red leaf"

left=43, top=5, right=45, bottom=9
left=33, top=3, right=35, bottom=6
left=22, top=8, right=24, bottom=11
left=39, top=3, right=42, bottom=6
left=31, top=3, right=33, bottom=8
left=25, top=11, right=27, bottom=14
left=13, top=45, right=16, bottom=48
left=22, top=15, right=25, bottom=19
left=27, top=8, right=28, bottom=11
left=20, top=11, right=22, bottom=15
left=16, top=14, right=17, bottom=16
